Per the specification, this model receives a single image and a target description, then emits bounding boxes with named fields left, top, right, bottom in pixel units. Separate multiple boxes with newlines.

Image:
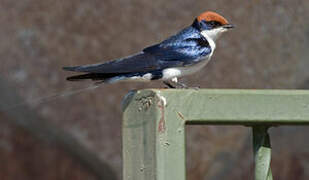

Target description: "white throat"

left=201, top=27, right=227, bottom=42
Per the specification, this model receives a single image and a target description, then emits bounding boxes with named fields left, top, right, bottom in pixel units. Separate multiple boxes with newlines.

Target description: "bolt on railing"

left=122, top=89, right=309, bottom=180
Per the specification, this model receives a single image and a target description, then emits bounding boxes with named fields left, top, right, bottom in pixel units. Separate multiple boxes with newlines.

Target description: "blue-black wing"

left=63, top=27, right=211, bottom=74
left=63, top=52, right=185, bottom=74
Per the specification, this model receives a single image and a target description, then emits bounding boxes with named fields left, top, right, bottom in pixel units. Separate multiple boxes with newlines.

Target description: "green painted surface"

left=122, top=90, right=186, bottom=180
left=122, top=89, right=309, bottom=180
left=253, top=126, right=273, bottom=180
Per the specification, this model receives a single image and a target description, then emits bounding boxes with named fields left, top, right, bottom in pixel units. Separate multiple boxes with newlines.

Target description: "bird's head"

left=192, top=11, right=234, bottom=41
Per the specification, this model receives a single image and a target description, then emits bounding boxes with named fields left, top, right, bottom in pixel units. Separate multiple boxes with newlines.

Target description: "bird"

left=63, top=11, right=234, bottom=88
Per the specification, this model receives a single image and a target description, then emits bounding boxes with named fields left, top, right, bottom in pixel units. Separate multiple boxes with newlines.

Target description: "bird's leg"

left=163, top=78, right=180, bottom=88
left=173, top=77, right=201, bottom=89
left=172, top=77, right=189, bottom=89
left=171, top=77, right=187, bottom=89
left=163, top=78, right=191, bottom=89
left=163, top=80, right=176, bottom=88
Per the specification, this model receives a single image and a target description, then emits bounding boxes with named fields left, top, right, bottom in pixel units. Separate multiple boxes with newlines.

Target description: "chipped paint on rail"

left=157, top=100, right=166, bottom=133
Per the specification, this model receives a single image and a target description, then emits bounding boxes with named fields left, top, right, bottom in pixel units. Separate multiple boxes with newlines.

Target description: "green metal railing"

left=122, top=89, right=309, bottom=180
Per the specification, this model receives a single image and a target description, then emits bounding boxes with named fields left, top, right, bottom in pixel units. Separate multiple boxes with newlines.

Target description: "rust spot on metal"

left=157, top=101, right=165, bottom=133
left=177, top=111, right=185, bottom=120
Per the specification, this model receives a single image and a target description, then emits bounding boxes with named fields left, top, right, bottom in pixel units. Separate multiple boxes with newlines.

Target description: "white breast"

left=161, top=57, right=210, bottom=80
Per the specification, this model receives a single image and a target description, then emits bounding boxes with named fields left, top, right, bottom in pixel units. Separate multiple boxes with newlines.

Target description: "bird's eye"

left=208, top=21, right=222, bottom=28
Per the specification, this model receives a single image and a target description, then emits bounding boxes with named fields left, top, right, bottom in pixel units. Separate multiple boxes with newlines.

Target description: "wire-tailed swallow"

left=63, top=11, right=234, bottom=88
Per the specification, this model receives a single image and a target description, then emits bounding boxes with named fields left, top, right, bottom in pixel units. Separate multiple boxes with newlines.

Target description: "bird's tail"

left=65, top=72, right=127, bottom=83
left=63, top=66, right=124, bottom=82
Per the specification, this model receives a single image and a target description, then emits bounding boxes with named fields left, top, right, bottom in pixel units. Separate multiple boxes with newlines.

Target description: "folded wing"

left=63, top=51, right=186, bottom=74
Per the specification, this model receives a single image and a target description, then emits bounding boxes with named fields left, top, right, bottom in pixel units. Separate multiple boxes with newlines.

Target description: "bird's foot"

left=163, top=81, right=177, bottom=88
left=163, top=81, right=197, bottom=89
left=176, top=82, right=188, bottom=89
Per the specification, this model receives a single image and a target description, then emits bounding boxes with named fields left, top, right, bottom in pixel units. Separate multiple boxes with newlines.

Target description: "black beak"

left=223, top=24, right=235, bottom=29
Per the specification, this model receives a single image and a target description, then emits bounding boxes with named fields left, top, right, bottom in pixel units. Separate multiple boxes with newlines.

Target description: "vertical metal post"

left=252, top=126, right=273, bottom=180
left=122, top=90, right=186, bottom=180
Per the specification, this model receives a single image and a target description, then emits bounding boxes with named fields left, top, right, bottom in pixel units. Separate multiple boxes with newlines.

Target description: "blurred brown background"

left=1, top=0, right=309, bottom=179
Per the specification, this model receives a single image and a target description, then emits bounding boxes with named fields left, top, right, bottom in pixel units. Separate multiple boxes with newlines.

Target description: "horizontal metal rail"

left=122, top=89, right=309, bottom=180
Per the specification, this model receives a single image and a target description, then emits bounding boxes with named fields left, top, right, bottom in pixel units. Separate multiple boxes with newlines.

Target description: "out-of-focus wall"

left=0, top=0, right=309, bottom=179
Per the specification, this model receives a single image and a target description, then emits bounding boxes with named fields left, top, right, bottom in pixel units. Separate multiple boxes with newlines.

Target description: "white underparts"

left=128, top=73, right=153, bottom=82
left=161, top=58, right=211, bottom=81
left=162, top=68, right=182, bottom=80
